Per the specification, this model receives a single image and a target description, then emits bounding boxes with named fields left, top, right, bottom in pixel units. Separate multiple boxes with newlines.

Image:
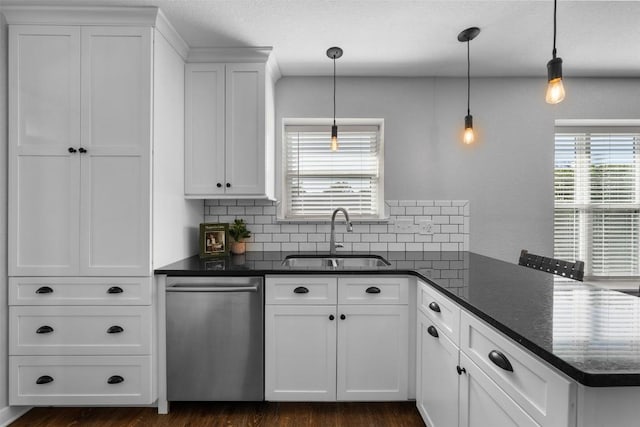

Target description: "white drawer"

left=337, top=276, right=408, bottom=305
left=417, top=280, right=460, bottom=345
left=9, top=277, right=152, bottom=306
left=10, top=306, right=152, bottom=356
left=266, top=276, right=337, bottom=305
left=460, top=311, right=575, bottom=427
left=9, top=355, right=153, bottom=406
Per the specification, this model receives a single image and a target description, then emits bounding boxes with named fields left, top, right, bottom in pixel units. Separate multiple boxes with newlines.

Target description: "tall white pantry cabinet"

left=5, top=7, right=201, bottom=406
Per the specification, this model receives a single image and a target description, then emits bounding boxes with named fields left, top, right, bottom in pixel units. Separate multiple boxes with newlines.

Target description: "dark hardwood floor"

left=11, top=401, right=426, bottom=427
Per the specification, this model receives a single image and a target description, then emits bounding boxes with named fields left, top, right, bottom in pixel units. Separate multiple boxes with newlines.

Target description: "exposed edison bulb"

left=545, top=77, right=565, bottom=104
left=463, top=114, right=475, bottom=145
left=330, top=124, right=338, bottom=151
left=463, top=127, right=475, bottom=145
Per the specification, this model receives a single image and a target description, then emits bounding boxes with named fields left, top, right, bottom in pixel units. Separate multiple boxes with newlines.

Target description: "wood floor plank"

left=10, top=402, right=425, bottom=427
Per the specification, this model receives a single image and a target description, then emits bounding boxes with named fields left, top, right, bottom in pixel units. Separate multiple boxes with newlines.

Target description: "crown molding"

left=154, top=9, right=189, bottom=60
left=2, top=6, right=159, bottom=26
left=187, top=47, right=273, bottom=64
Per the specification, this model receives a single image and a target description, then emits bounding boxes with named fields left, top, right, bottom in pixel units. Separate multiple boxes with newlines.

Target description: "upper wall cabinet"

left=184, top=48, right=280, bottom=199
left=8, top=24, right=152, bottom=276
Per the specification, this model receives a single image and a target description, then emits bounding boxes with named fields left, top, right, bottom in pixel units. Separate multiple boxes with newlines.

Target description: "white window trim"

left=554, top=119, right=640, bottom=281
left=277, top=118, right=385, bottom=222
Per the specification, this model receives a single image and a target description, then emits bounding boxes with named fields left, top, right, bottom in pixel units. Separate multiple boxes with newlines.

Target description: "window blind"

left=554, top=128, right=640, bottom=278
left=284, top=124, right=382, bottom=219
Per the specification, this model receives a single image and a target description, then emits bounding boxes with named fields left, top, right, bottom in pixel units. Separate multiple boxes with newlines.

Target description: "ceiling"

left=3, top=0, right=639, bottom=78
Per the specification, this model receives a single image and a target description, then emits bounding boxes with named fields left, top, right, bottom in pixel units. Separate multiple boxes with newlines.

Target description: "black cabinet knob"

left=217, top=183, right=222, bottom=188
left=329, top=315, right=335, bottom=321
left=456, top=366, right=467, bottom=375
left=427, top=325, right=439, bottom=338
left=488, top=350, right=514, bottom=372
left=107, top=325, right=124, bottom=334
left=365, top=286, right=381, bottom=294
left=68, top=147, right=77, bottom=153
left=107, top=286, right=123, bottom=294
left=107, top=375, right=124, bottom=384
left=428, top=302, right=441, bottom=313
left=36, top=286, right=53, bottom=294
left=36, top=325, right=54, bottom=334
left=78, top=147, right=87, bottom=153
left=340, top=314, right=346, bottom=320
left=36, top=375, right=54, bottom=385
left=226, top=183, right=231, bottom=188
left=293, top=286, right=309, bottom=294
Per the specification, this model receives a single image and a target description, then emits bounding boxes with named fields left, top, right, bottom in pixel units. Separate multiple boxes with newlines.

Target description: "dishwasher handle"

left=166, top=285, right=259, bottom=293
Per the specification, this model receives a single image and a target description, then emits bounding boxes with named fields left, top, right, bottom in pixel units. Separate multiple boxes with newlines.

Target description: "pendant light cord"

left=467, top=40, right=471, bottom=115
left=333, top=56, right=337, bottom=126
left=552, top=0, right=557, bottom=58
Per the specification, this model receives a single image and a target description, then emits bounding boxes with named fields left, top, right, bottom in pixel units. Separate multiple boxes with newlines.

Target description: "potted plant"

left=229, top=219, right=251, bottom=255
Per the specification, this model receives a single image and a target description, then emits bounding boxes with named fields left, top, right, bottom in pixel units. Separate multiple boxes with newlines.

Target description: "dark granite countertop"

left=155, top=251, right=640, bottom=387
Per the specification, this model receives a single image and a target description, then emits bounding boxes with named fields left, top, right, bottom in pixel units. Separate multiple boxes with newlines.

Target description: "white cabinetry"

left=5, top=6, right=198, bottom=407
left=184, top=49, right=278, bottom=199
left=9, top=24, right=151, bottom=277
left=416, top=279, right=576, bottom=427
left=265, top=275, right=409, bottom=402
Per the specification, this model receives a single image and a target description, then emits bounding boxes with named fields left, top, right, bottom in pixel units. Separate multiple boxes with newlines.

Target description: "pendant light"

left=327, top=46, right=343, bottom=151
left=458, top=27, right=480, bottom=145
left=545, top=0, right=565, bottom=104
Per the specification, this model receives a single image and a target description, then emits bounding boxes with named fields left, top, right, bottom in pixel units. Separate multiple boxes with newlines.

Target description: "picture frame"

left=199, top=223, right=229, bottom=258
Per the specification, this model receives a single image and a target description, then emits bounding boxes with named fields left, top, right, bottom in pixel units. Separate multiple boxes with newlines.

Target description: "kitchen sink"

left=281, top=255, right=391, bottom=269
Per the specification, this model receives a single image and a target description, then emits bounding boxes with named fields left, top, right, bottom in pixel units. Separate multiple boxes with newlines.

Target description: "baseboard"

left=0, top=406, right=31, bottom=427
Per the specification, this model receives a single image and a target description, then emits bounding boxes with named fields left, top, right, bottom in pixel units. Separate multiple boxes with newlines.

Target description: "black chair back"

left=518, top=249, right=585, bottom=281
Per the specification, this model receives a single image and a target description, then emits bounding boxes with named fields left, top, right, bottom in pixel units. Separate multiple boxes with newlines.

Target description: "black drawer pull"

left=107, top=375, right=124, bottom=384
left=488, top=350, right=514, bottom=372
left=36, top=286, right=54, bottom=294
left=329, top=315, right=335, bottom=321
left=36, top=375, right=54, bottom=385
left=107, top=325, right=124, bottom=334
left=107, top=286, right=123, bottom=294
left=293, top=286, right=309, bottom=294
left=365, top=286, right=381, bottom=294
left=428, top=301, right=441, bottom=313
left=340, top=314, right=346, bottom=320
left=78, top=147, right=87, bottom=153
left=36, top=325, right=54, bottom=334
left=68, top=147, right=77, bottom=153
left=427, top=325, right=439, bottom=338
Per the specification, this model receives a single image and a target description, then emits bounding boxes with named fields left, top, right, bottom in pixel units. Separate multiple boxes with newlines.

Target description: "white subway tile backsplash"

left=203, top=199, right=470, bottom=252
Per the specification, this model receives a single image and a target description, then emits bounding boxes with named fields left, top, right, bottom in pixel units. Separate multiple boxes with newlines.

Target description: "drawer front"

left=460, top=311, right=575, bottom=427
left=9, top=277, right=152, bottom=305
left=417, top=280, right=460, bottom=345
left=9, top=355, right=152, bottom=405
left=337, top=276, right=408, bottom=305
left=10, top=306, right=152, bottom=355
left=266, top=276, right=337, bottom=305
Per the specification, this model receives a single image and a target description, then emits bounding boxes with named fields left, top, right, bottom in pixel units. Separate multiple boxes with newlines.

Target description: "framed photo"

left=199, top=223, right=229, bottom=258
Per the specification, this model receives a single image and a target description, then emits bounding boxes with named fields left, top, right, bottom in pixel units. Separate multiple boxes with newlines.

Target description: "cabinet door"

left=265, top=305, right=337, bottom=401
left=8, top=25, right=81, bottom=276
left=79, top=27, right=151, bottom=276
left=184, top=63, right=226, bottom=196
left=337, top=305, right=408, bottom=401
left=225, top=63, right=265, bottom=195
left=459, top=353, right=540, bottom=427
left=416, top=312, right=459, bottom=427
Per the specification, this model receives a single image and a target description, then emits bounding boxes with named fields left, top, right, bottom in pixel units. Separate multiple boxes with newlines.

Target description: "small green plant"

left=229, top=219, right=251, bottom=242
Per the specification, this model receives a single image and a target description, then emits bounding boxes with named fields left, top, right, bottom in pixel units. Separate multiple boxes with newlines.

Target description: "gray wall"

left=275, top=76, right=640, bottom=262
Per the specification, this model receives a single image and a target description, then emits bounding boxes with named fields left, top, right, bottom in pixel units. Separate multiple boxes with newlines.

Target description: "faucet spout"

left=330, top=208, right=353, bottom=255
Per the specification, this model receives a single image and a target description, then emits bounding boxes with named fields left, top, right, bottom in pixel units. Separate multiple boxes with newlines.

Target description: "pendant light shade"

left=327, top=46, right=343, bottom=151
left=458, top=27, right=480, bottom=145
left=546, top=0, right=565, bottom=104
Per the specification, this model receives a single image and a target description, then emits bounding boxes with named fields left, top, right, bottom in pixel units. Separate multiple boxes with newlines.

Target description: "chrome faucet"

left=330, top=207, right=353, bottom=255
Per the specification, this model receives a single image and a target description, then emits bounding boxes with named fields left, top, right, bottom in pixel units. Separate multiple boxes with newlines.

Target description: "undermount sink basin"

left=281, top=255, right=391, bottom=269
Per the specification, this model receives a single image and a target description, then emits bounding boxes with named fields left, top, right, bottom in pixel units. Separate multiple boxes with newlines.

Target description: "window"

left=281, top=119, right=384, bottom=220
left=554, top=124, right=640, bottom=279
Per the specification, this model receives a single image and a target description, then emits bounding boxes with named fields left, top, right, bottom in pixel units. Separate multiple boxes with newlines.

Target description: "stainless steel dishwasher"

left=166, top=276, right=263, bottom=401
